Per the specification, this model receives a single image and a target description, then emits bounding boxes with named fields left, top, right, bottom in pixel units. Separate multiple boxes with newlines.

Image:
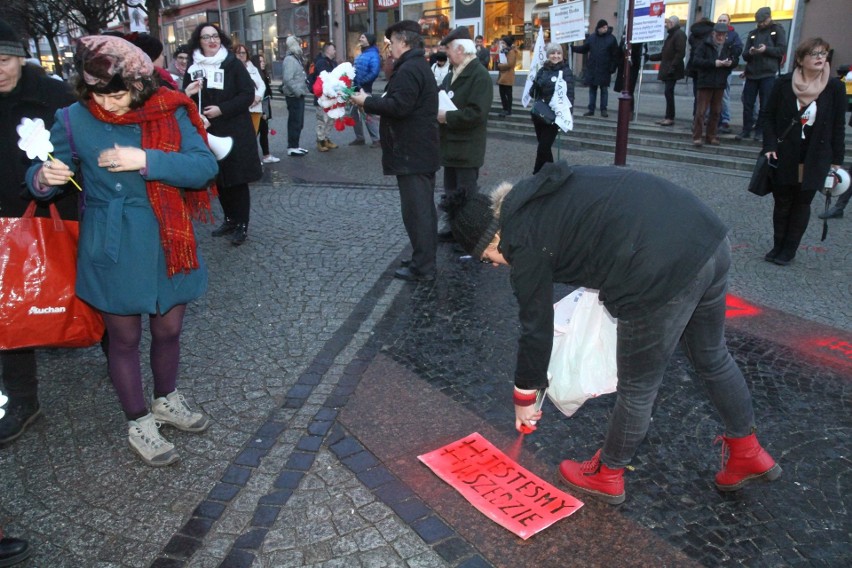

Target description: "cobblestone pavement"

left=1, top=98, right=849, bottom=567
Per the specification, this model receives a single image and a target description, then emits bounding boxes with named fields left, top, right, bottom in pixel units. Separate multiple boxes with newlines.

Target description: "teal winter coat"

left=27, top=101, right=218, bottom=315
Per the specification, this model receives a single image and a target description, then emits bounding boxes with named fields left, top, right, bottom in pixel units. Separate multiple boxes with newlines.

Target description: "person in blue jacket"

left=350, top=32, right=381, bottom=146
left=28, top=35, right=218, bottom=467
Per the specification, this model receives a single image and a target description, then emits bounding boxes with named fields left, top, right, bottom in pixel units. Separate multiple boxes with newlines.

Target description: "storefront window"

left=401, top=0, right=452, bottom=49
left=712, top=0, right=795, bottom=24
left=346, top=1, right=400, bottom=61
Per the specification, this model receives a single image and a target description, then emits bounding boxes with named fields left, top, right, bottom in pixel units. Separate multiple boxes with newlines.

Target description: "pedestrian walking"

left=528, top=43, right=574, bottom=173
left=0, top=19, right=76, bottom=446
left=280, top=35, right=310, bottom=156
left=647, top=16, right=686, bottom=126
left=573, top=20, right=619, bottom=117
left=444, top=161, right=782, bottom=505
left=691, top=23, right=739, bottom=146
left=737, top=7, right=787, bottom=141
left=184, top=23, right=263, bottom=246
left=350, top=33, right=382, bottom=147
left=350, top=21, right=439, bottom=283
left=312, top=43, right=339, bottom=153
left=30, top=35, right=218, bottom=466
left=496, top=36, right=519, bottom=117
left=762, top=37, right=846, bottom=266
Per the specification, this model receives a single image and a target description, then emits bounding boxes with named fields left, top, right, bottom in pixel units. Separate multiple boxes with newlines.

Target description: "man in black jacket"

left=691, top=23, right=740, bottom=146
left=445, top=162, right=781, bottom=505
left=737, top=7, right=787, bottom=140
left=351, top=21, right=440, bottom=282
left=0, top=19, right=76, bottom=445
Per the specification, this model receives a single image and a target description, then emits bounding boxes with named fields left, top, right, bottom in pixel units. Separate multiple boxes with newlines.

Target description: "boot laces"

left=580, top=451, right=602, bottom=474
left=715, top=435, right=730, bottom=471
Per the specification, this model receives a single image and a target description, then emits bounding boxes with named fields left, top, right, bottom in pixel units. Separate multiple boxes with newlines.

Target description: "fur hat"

left=75, top=35, right=154, bottom=88
left=755, top=7, right=771, bottom=23
left=385, top=20, right=422, bottom=40
left=0, top=19, right=26, bottom=58
left=440, top=27, right=471, bottom=46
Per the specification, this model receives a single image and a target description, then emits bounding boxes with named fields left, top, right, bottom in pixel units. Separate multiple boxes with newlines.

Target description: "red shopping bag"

left=0, top=201, right=104, bottom=349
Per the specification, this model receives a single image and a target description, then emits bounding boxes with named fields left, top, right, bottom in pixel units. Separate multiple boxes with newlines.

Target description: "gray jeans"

left=601, top=238, right=755, bottom=467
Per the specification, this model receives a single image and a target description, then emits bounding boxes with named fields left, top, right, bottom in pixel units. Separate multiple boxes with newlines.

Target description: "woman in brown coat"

left=496, top=36, right=518, bottom=117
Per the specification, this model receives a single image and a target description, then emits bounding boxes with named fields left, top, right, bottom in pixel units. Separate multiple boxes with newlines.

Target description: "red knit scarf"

left=86, top=87, right=217, bottom=277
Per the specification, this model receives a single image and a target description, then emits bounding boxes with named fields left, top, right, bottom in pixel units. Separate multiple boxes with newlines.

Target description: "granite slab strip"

left=148, top=257, right=405, bottom=567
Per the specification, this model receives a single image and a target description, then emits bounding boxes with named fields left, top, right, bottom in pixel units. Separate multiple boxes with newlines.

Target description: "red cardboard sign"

left=418, top=432, right=583, bottom=539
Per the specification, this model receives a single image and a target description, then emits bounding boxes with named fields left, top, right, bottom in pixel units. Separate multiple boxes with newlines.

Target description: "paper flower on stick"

left=17, top=117, right=54, bottom=161
left=314, top=62, right=357, bottom=131
left=17, top=117, right=82, bottom=191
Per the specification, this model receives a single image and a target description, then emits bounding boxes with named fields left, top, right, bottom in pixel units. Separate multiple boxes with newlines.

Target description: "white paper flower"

left=17, top=117, right=54, bottom=161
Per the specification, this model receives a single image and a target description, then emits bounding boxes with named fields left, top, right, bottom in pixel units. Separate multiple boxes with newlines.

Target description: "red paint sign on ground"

left=418, top=432, right=584, bottom=540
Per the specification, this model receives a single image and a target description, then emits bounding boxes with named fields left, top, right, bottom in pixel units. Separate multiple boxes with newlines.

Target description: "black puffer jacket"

left=573, top=28, right=619, bottom=87
left=363, top=48, right=439, bottom=176
left=529, top=60, right=575, bottom=106
left=1, top=65, right=77, bottom=219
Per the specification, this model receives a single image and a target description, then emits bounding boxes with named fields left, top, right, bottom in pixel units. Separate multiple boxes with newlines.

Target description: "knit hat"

left=363, top=33, right=377, bottom=47
left=442, top=192, right=501, bottom=258
left=755, top=7, right=771, bottom=23
left=75, top=35, right=154, bottom=89
left=385, top=20, right=422, bottom=40
left=125, top=32, right=163, bottom=62
left=441, top=26, right=471, bottom=46
left=0, top=19, right=26, bottom=57
left=596, top=20, right=609, bottom=30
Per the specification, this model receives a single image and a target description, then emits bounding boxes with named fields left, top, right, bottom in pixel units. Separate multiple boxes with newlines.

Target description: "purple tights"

left=101, top=305, right=186, bottom=420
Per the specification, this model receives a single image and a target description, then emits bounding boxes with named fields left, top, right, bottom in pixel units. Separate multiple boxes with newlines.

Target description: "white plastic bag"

left=546, top=288, right=618, bottom=417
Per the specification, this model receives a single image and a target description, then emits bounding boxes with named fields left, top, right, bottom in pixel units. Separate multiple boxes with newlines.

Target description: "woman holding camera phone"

left=184, top=23, right=262, bottom=246
left=761, top=37, right=846, bottom=266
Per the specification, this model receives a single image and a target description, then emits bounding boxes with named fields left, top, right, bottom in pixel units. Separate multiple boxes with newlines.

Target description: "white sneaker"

left=128, top=414, right=179, bottom=466
left=287, top=148, right=308, bottom=156
left=262, top=155, right=280, bottom=163
left=152, top=391, right=211, bottom=432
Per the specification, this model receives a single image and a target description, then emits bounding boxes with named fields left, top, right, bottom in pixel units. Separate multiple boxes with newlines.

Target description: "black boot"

left=0, top=536, right=30, bottom=566
left=767, top=192, right=793, bottom=262
left=0, top=397, right=41, bottom=444
left=230, top=223, right=248, bottom=246
left=212, top=218, right=237, bottom=237
left=774, top=202, right=811, bottom=266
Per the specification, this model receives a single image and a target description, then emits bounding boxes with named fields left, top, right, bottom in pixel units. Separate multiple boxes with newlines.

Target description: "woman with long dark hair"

left=184, top=23, right=262, bottom=245
left=28, top=35, right=218, bottom=466
left=762, top=37, right=846, bottom=265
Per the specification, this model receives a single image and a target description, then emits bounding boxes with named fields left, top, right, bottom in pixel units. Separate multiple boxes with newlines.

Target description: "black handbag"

left=747, top=110, right=806, bottom=197
left=531, top=99, right=556, bottom=125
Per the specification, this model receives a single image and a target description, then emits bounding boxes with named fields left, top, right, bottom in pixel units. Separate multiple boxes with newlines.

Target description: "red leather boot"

left=715, top=433, right=782, bottom=491
left=558, top=450, right=625, bottom=505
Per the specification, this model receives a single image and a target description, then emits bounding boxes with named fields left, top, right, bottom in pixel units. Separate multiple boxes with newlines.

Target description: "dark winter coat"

left=573, top=28, right=619, bottom=87
left=439, top=58, right=493, bottom=168
left=763, top=74, right=846, bottom=193
left=648, top=24, right=687, bottom=81
left=529, top=60, right=575, bottom=106
left=354, top=44, right=381, bottom=92
left=686, top=20, right=715, bottom=79
left=743, top=23, right=787, bottom=80
left=614, top=39, right=643, bottom=92
left=494, top=162, right=728, bottom=389
left=692, top=37, right=740, bottom=89
left=1, top=65, right=76, bottom=219
left=183, top=53, right=262, bottom=188
left=363, top=48, right=439, bottom=176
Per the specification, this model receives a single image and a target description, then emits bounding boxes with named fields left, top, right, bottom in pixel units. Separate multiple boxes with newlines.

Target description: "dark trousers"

left=533, top=117, right=560, bottom=174
left=442, top=167, right=479, bottom=201
left=742, top=76, right=776, bottom=135
left=397, top=173, right=437, bottom=277
left=1, top=350, right=37, bottom=398
left=663, top=79, right=678, bottom=119
left=693, top=88, right=724, bottom=142
left=285, top=95, right=305, bottom=149
left=772, top=183, right=817, bottom=254
left=258, top=116, right=270, bottom=155
left=587, top=85, right=608, bottom=112
left=499, top=85, right=513, bottom=113
left=218, top=182, right=251, bottom=225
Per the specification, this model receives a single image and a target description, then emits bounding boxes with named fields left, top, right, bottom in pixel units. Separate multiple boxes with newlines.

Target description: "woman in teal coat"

left=28, top=35, right=218, bottom=467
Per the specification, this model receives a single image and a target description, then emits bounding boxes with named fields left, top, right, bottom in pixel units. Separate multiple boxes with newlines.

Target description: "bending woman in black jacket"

left=762, top=37, right=846, bottom=266
left=528, top=43, right=575, bottom=174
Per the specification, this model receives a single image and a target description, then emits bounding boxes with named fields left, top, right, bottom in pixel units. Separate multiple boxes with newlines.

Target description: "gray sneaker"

left=128, top=414, right=179, bottom=466
left=151, top=391, right=210, bottom=432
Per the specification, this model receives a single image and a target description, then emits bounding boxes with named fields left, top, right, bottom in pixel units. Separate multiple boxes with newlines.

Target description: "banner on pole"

left=549, top=1, right=586, bottom=45
left=521, top=26, right=546, bottom=108
left=631, top=0, right=666, bottom=43
left=418, top=432, right=584, bottom=540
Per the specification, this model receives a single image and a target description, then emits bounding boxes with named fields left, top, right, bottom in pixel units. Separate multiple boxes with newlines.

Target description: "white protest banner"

left=521, top=26, right=546, bottom=108
left=418, top=432, right=583, bottom=540
left=551, top=71, right=574, bottom=133
left=631, top=0, right=666, bottom=43
left=550, top=0, right=586, bottom=45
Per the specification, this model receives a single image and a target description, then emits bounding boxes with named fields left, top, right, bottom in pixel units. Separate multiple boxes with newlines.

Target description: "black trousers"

left=1, top=350, right=37, bottom=398
left=664, top=78, right=678, bottom=120
left=772, top=183, right=817, bottom=253
left=499, top=85, right=513, bottom=113
left=218, top=182, right=251, bottom=225
left=258, top=116, right=270, bottom=155
left=397, top=173, right=437, bottom=276
left=533, top=117, right=560, bottom=174
left=443, top=167, right=479, bottom=200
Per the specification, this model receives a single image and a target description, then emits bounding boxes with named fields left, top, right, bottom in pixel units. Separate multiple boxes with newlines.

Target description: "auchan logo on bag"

left=28, top=306, right=67, bottom=315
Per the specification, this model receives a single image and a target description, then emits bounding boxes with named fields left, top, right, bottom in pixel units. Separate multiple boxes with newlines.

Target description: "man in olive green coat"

left=436, top=26, right=494, bottom=242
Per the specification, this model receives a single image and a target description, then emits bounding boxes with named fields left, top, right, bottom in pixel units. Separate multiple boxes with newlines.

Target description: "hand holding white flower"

left=17, top=117, right=82, bottom=191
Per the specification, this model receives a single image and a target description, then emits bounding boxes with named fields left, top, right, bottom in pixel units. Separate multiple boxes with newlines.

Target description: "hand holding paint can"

left=516, top=388, right=547, bottom=434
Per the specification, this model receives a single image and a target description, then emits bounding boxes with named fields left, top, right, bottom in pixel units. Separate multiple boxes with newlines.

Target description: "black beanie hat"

left=364, top=33, right=377, bottom=47
left=596, top=19, right=609, bottom=30
left=125, top=32, right=163, bottom=62
left=0, top=19, right=26, bottom=57
left=443, top=192, right=500, bottom=258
